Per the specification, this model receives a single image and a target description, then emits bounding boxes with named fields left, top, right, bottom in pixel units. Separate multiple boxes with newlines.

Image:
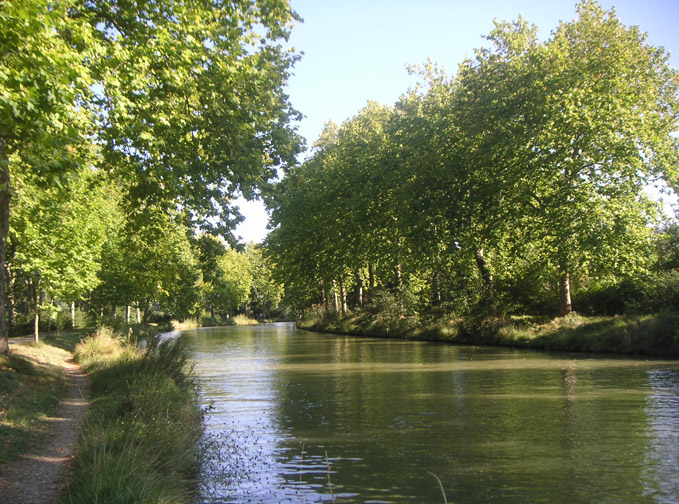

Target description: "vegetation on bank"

left=300, top=309, right=679, bottom=358
left=1, top=0, right=302, bottom=356
left=61, top=326, right=202, bottom=503
left=268, top=2, right=679, bottom=349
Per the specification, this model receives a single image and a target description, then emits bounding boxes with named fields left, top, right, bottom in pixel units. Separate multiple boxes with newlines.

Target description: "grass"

left=60, top=327, right=203, bottom=503
left=0, top=331, right=85, bottom=464
left=230, top=314, right=259, bottom=325
left=300, top=309, right=679, bottom=358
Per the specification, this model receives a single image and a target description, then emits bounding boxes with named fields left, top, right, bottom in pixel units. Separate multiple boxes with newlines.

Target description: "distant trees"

left=267, top=1, right=679, bottom=322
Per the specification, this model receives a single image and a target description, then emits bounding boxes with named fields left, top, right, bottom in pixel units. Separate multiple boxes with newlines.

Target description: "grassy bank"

left=0, top=332, right=84, bottom=464
left=60, top=327, right=202, bottom=503
left=300, top=310, right=679, bottom=358
left=171, top=313, right=260, bottom=331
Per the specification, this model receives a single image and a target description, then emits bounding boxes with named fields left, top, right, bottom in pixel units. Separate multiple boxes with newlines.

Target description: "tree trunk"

left=322, top=281, right=329, bottom=313
left=6, top=262, right=17, bottom=333
left=71, top=301, right=76, bottom=329
left=559, top=258, right=573, bottom=317
left=0, top=134, right=10, bottom=355
left=431, top=272, right=442, bottom=305
left=474, top=248, right=494, bottom=292
left=136, top=303, right=141, bottom=324
left=354, top=269, right=363, bottom=309
left=33, top=278, right=41, bottom=345
left=368, top=263, right=375, bottom=303
left=338, top=278, right=347, bottom=317
left=126, top=305, right=131, bottom=324
left=332, top=280, right=339, bottom=312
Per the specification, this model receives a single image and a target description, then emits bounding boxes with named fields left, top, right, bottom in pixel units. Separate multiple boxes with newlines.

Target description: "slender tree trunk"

left=368, top=263, right=375, bottom=303
left=354, top=269, right=363, bottom=309
left=33, top=277, right=41, bottom=345
left=322, top=280, right=329, bottom=314
left=126, top=305, right=131, bottom=324
left=0, top=134, right=10, bottom=355
left=559, top=258, right=573, bottom=317
left=332, top=280, right=339, bottom=313
left=474, top=248, right=494, bottom=292
left=6, top=262, right=16, bottom=333
left=339, top=277, right=347, bottom=317
left=395, top=262, right=404, bottom=316
left=431, top=272, right=442, bottom=305
left=71, top=301, right=76, bottom=329
left=111, top=304, right=117, bottom=318
left=54, top=299, right=60, bottom=337
left=136, top=303, right=141, bottom=324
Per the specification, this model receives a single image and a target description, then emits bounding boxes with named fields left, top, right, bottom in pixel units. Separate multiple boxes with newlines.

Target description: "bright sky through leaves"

left=235, top=0, right=679, bottom=243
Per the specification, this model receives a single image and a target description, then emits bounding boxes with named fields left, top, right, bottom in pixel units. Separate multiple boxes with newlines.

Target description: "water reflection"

left=184, top=322, right=679, bottom=503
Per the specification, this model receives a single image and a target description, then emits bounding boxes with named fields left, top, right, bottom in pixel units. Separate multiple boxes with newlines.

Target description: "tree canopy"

left=267, top=0, right=679, bottom=323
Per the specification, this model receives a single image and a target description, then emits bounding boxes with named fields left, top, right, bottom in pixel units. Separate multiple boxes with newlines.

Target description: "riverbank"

left=61, top=326, right=203, bottom=503
left=0, top=324, right=203, bottom=503
left=299, top=311, right=679, bottom=358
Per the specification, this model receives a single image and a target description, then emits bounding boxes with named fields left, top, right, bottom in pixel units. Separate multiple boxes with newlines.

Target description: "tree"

left=10, top=168, right=114, bottom=342
left=86, top=0, right=303, bottom=239
left=246, top=244, right=283, bottom=318
left=1, top=0, right=96, bottom=354
left=207, top=249, right=253, bottom=318
left=528, top=1, right=679, bottom=315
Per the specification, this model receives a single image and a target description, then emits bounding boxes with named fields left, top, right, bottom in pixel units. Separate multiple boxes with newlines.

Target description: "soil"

left=0, top=355, right=89, bottom=504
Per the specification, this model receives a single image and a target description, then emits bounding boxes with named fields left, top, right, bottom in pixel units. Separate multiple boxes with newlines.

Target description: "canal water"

left=182, top=322, right=679, bottom=503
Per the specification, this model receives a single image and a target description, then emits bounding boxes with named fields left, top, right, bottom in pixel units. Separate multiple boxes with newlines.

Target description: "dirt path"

left=0, top=357, right=89, bottom=504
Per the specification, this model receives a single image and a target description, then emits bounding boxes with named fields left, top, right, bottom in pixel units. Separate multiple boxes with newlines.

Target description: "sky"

left=234, top=0, right=679, bottom=243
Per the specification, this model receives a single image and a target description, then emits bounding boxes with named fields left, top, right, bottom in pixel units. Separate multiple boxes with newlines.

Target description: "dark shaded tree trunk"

left=559, top=258, right=573, bottom=316
left=474, top=248, right=494, bottom=292
left=354, top=269, right=363, bottom=308
left=0, top=134, right=10, bottom=355
left=321, top=280, right=329, bottom=313
left=6, top=262, right=17, bottom=334
left=368, top=263, right=375, bottom=303
left=431, top=272, right=442, bottom=305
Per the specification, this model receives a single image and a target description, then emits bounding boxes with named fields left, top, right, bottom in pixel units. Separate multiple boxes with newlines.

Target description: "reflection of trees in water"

left=644, top=369, right=679, bottom=501
left=188, top=326, right=679, bottom=503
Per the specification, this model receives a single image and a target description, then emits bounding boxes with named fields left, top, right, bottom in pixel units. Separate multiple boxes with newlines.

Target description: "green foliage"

left=65, top=330, right=202, bottom=503
left=267, top=0, right=679, bottom=327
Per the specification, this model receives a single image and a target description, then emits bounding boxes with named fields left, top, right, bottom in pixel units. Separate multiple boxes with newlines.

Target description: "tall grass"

left=61, top=328, right=202, bottom=503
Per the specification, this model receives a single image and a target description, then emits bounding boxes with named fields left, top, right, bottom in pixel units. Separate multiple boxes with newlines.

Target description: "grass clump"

left=0, top=335, right=81, bottom=464
left=230, top=314, right=259, bottom=325
left=62, top=328, right=202, bottom=503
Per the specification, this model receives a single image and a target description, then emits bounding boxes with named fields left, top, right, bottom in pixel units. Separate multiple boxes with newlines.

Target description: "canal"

left=182, top=322, right=679, bottom=503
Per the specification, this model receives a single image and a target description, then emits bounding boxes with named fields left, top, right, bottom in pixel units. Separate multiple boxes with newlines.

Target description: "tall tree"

left=529, top=1, right=679, bottom=315
left=87, top=0, right=303, bottom=238
left=1, top=0, right=96, bottom=353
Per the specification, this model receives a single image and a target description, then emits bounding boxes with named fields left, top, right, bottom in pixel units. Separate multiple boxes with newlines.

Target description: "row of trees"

left=9, top=170, right=283, bottom=335
left=266, top=2, right=679, bottom=323
left=1, top=0, right=301, bottom=353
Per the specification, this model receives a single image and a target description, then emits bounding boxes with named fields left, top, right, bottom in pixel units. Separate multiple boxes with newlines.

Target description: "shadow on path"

left=0, top=356, right=89, bottom=504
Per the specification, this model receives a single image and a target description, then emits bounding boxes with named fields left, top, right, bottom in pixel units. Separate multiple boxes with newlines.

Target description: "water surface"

left=183, top=322, right=679, bottom=503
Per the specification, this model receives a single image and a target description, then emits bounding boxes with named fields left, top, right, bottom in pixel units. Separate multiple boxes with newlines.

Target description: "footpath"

left=0, top=343, right=88, bottom=504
